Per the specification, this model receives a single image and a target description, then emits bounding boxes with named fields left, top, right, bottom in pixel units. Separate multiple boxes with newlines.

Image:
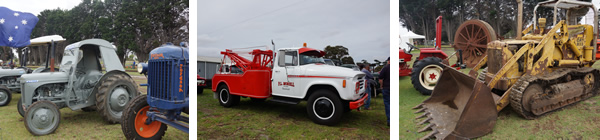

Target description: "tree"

left=323, top=45, right=356, bottom=64
left=340, top=56, right=355, bottom=64
left=323, top=45, right=349, bottom=60
left=399, top=0, right=588, bottom=45
left=28, top=0, right=189, bottom=65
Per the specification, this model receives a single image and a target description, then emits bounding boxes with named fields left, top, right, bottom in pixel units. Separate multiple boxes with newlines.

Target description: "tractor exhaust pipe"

left=517, top=0, right=523, bottom=40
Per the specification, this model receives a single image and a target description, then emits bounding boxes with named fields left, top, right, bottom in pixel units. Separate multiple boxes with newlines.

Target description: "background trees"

left=5, top=0, right=189, bottom=66
left=399, top=0, right=591, bottom=44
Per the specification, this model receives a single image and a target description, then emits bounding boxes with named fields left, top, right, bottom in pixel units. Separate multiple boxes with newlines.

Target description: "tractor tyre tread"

left=410, top=57, right=444, bottom=95
left=121, top=95, right=167, bottom=140
left=96, top=73, right=139, bottom=124
left=0, top=86, right=11, bottom=106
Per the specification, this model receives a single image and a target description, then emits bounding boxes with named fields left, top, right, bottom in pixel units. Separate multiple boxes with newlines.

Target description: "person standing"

left=378, top=57, right=390, bottom=126
left=360, top=64, right=374, bottom=110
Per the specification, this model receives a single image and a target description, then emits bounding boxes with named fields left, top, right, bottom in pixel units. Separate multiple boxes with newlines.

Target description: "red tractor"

left=399, top=45, right=414, bottom=77
left=401, top=16, right=470, bottom=95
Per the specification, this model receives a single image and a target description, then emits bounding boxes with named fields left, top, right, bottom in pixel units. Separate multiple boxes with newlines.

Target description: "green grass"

left=0, top=76, right=188, bottom=139
left=400, top=47, right=600, bottom=139
left=198, top=89, right=390, bottom=139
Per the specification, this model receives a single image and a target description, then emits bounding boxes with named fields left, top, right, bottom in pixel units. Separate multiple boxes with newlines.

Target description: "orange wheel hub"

left=135, top=106, right=162, bottom=138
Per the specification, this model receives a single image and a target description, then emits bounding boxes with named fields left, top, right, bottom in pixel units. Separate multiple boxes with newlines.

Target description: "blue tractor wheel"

left=121, top=95, right=167, bottom=140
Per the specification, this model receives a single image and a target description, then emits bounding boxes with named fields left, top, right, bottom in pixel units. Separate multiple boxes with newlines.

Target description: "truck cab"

left=272, top=47, right=366, bottom=103
left=212, top=44, right=368, bottom=125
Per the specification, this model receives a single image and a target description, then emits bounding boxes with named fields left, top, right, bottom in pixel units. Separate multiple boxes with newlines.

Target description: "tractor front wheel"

left=0, top=86, right=11, bottom=106
left=121, top=95, right=167, bottom=140
left=411, top=57, right=444, bottom=95
left=307, top=89, right=343, bottom=125
left=24, top=100, right=60, bottom=136
left=96, top=73, right=139, bottom=124
left=17, top=98, right=25, bottom=117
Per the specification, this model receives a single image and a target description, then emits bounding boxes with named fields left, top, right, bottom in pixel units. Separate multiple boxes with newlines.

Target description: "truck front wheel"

left=307, top=90, right=343, bottom=125
left=218, top=85, right=239, bottom=107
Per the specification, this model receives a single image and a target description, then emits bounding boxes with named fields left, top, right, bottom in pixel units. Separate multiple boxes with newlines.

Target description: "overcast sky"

left=0, top=0, right=80, bottom=16
left=198, top=0, right=390, bottom=63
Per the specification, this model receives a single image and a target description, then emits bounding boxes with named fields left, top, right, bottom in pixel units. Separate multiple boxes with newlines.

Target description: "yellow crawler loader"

left=413, top=0, right=599, bottom=139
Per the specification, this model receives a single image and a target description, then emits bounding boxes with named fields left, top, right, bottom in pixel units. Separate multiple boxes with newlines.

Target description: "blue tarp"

left=0, top=7, right=38, bottom=48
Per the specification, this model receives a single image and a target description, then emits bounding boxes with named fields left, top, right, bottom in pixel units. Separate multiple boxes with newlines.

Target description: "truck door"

left=272, top=50, right=302, bottom=98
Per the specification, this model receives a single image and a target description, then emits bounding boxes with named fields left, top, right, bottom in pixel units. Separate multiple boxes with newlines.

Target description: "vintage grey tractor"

left=0, top=35, right=66, bottom=106
left=0, top=68, right=26, bottom=106
left=18, top=39, right=139, bottom=135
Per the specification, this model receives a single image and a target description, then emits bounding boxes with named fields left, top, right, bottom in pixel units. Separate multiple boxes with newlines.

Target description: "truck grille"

left=147, top=58, right=189, bottom=109
left=355, top=76, right=365, bottom=94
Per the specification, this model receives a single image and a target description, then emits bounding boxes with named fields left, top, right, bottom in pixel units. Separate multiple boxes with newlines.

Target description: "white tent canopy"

left=400, top=31, right=425, bottom=46
left=399, top=35, right=409, bottom=50
left=29, top=35, right=66, bottom=46
left=401, top=31, right=425, bottom=39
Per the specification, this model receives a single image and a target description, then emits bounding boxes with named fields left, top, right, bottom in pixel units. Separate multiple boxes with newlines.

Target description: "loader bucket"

left=414, top=66, right=498, bottom=139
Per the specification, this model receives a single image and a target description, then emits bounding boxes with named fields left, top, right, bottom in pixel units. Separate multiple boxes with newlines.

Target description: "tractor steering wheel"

left=406, top=43, right=419, bottom=53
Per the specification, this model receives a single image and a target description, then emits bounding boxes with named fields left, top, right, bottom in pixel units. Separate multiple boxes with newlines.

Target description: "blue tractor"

left=121, top=43, right=189, bottom=139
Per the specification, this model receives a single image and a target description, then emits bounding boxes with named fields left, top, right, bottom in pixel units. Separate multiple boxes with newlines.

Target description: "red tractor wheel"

left=411, top=57, right=444, bottom=95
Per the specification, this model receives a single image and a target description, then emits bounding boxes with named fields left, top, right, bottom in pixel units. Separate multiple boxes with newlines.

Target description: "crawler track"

left=509, top=68, right=600, bottom=119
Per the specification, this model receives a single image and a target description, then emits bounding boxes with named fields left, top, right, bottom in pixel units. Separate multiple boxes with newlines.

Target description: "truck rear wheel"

left=218, top=85, right=239, bottom=107
left=307, top=89, right=343, bottom=125
left=96, top=73, right=139, bottom=124
left=122, top=95, right=167, bottom=140
left=0, top=86, right=11, bottom=106
left=411, top=57, right=444, bottom=95
left=24, top=100, right=60, bottom=136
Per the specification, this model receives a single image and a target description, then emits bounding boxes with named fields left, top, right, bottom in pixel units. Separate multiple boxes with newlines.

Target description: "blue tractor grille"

left=147, top=58, right=189, bottom=110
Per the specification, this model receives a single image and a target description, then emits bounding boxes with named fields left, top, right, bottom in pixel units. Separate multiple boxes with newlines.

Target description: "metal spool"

left=453, top=20, right=497, bottom=68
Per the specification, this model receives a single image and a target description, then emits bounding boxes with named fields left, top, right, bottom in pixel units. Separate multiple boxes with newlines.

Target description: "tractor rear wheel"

left=0, top=86, right=11, bottom=106
left=17, top=98, right=25, bottom=117
left=96, top=73, right=139, bottom=124
left=307, top=89, right=343, bottom=125
left=24, top=100, right=60, bottom=136
left=411, top=57, right=444, bottom=95
left=218, top=85, right=239, bottom=107
left=122, top=95, right=167, bottom=140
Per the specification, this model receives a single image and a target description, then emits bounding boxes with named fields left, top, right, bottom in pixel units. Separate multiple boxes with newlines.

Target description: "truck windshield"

left=324, top=59, right=335, bottom=66
left=299, top=54, right=325, bottom=65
